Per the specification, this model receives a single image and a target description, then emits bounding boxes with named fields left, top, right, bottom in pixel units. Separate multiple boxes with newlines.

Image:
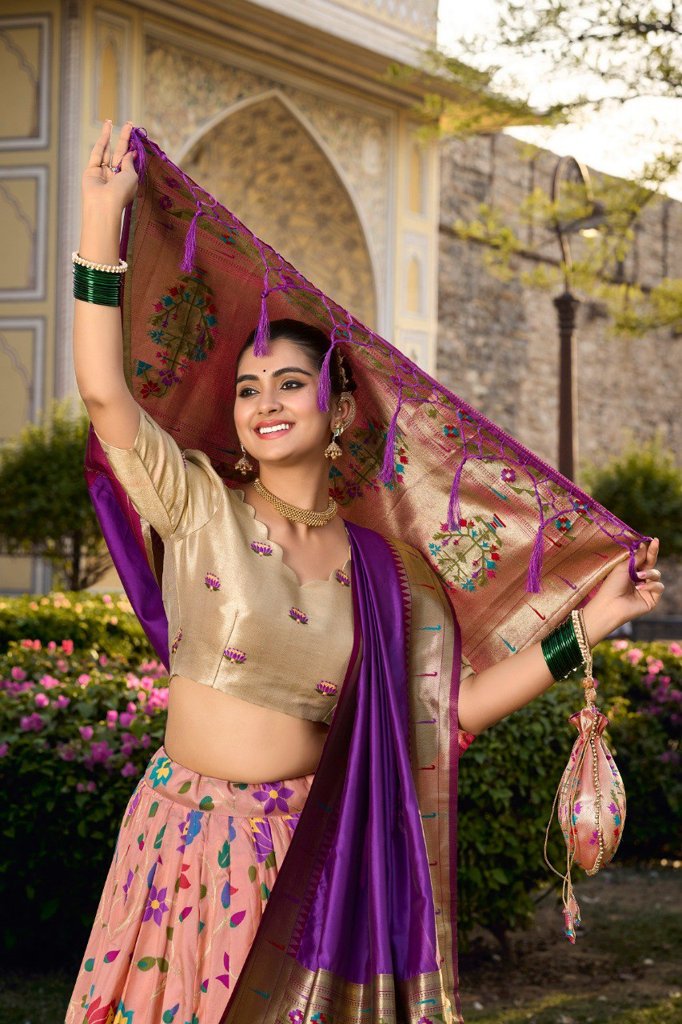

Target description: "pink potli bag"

left=544, top=609, right=627, bottom=943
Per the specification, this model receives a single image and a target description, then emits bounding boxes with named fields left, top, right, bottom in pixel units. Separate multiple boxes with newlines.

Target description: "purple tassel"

left=317, top=345, right=335, bottom=412
left=253, top=291, right=271, bottom=357
left=526, top=521, right=546, bottom=593
left=378, top=402, right=401, bottom=484
left=446, top=457, right=468, bottom=530
left=129, top=129, right=148, bottom=184
left=181, top=205, right=201, bottom=272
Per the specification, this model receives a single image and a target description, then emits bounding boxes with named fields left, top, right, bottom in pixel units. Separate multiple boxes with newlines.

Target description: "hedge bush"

left=0, top=593, right=679, bottom=966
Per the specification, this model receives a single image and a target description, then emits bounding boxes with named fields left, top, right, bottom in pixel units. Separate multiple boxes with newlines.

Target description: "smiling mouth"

left=254, top=423, right=294, bottom=436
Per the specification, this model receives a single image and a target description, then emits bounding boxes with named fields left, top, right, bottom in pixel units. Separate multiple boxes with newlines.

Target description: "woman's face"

left=234, top=337, right=343, bottom=466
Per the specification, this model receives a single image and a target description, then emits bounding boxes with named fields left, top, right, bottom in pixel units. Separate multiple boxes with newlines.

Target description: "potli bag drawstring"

left=543, top=608, right=627, bottom=943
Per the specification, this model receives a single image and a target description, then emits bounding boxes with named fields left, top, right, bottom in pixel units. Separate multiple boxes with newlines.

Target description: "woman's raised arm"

left=73, top=119, right=140, bottom=448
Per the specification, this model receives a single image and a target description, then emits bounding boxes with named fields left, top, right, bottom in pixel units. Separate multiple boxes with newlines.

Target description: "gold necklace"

left=253, top=477, right=337, bottom=526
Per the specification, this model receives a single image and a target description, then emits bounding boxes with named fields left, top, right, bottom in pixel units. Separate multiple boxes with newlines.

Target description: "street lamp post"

left=550, top=155, right=605, bottom=481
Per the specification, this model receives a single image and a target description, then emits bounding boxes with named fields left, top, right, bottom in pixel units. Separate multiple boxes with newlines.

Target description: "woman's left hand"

left=591, top=537, right=664, bottom=630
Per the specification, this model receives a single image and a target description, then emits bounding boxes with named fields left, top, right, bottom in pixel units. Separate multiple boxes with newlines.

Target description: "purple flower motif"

left=171, top=628, right=182, bottom=654
left=204, top=572, right=221, bottom=591
left=159, top=194, right=173, bottom=210
left=142, top=883, right=170, bottom=925
left=288, top=1012, right=304, bottom=1024
left=500, top=467, right=516, bottom=483
left=335, top=569, right=351, bottom=586
left=289, top=606, right=309, bottom=625
left=315, top=680, right=338, bottom=696
left=608, top=801, right=618, bottom=815
left=253, top=781, right=295, bottom=814
left=177, top=810, right=204, bottom=852
left=251, top=819, right=274, bottom=863
left=250, top=540, right=273, bottom=556
left=223, top=647, right=246, bottom=664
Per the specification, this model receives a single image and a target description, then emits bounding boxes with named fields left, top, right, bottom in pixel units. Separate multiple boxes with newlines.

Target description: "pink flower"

left=61, top=640, right=74, bottom=655
left=611, top=639, right=629, bottom=650
left=35, top=693, right=49, bottom=708
left=76, top=781, right=97, bottom=793
left=40, top=674, right=60, bottom=689
left=47, top=641, right=57, bottom=652
left=668, top=641, right=682, bottom=657
left=11, top=667, right=27, bottom=681
left=140, top=733, right=151, bottom=749
left=99, top=654, right=109, bottom=666
left=56, top=695, right=71, bottom=709
left=56, top=659, right=68, bottom=672
left=0, top=743, right=9, bottom=757
left=57, top=744, right=75, bottom=761
left=121, top=761, right=138, bottom=778
left=102, top=594, right=113, bottom=605
left=88, top=740, right=113, bottom=765
left=645, top=657, right=664, bottom=675
left=79, top=725, right=94, bottom=741
left=119, top=712, right=135, bottom=728
left=106, top=709, right=119, bottom=728
left=20, top=712, right=44, bottom=732
left=625, top=648, right=644, bottom=664
left=78, top=673, right=91, bottom=686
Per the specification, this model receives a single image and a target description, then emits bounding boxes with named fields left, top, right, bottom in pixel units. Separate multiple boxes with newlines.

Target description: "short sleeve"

left=94, top=408, right=222, bottom=540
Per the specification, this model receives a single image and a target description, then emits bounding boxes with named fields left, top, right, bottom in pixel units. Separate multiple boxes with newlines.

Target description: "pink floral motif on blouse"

left=315, top=681, right=337, bottom=696
left=250, top=540, right=273, bottom=556
left=204, top=572, right=220, bottom=591
left=223, top=647, right=246, bottom=664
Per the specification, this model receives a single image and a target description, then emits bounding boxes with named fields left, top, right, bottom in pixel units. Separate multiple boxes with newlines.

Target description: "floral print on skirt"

left=65, top=746, right=314, bottom=1024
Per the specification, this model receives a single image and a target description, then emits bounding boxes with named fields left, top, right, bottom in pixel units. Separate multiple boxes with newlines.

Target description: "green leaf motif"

left=199, top=795, right=214, bottom=811
left=154, top=824, right=166, bottom=849
left=218, top=840, right=230, bottom=869
left=157, top=956, right=169, bottom=972
left=149, top=801, right=159, bottom=817
left=247, top=865, right=257, bottom=882
left=84, top=957, right=95, bottom=972
left=137, top=955, right=156, bottom=971
left=178, top=781, right=191, bottom=794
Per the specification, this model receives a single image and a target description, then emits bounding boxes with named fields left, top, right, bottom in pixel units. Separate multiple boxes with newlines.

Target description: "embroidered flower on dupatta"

left=253, top=781, right=295, bottom=814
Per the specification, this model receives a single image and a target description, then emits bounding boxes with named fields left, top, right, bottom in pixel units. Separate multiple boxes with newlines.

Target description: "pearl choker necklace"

left=253, top=478, right=337, bottom=526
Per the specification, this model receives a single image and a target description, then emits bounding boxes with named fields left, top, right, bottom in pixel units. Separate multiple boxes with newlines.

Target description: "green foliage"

left=580, top=432, right=682, bottom=558
left=0, top=590, right=153, bottom=661
left=0, top=593, right=678, bottom=965
left=0, top=399, right=110, bottom=590
left=0, top=632, right=166, bottom=967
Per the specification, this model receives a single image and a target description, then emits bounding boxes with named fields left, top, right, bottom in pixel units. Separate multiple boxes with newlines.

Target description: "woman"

left=66, top=120, right=663, bottom=1024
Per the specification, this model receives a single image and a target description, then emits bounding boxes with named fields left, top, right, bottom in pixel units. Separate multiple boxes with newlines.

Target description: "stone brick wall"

left=437, top=133, right=681, bottom=618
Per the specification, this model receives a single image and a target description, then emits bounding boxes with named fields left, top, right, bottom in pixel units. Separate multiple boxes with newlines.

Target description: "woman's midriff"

left=163, top=674, right=329, bottom=782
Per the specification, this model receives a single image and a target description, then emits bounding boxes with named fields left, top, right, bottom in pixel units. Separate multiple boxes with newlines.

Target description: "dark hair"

left=236, top=318, right=357, bottom=399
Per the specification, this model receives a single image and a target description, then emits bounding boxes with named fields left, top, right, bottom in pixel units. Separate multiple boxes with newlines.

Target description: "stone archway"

left=183, top=94, right=377, bottom=327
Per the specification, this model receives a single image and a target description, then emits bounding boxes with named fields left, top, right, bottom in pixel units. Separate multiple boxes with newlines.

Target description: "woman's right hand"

left=81, top=119, right=138, bottom=214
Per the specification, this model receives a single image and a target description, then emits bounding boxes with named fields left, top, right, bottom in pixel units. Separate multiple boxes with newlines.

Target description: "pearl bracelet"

left=72, top=251, right=129, bottom=274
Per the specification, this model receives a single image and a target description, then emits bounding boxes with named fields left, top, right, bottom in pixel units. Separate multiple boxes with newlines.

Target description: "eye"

left=237, top=379, right=303, bottom=398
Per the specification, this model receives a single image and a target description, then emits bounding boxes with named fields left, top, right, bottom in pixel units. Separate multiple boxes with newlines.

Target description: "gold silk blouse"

left=95, top=409, right=357, bottom=725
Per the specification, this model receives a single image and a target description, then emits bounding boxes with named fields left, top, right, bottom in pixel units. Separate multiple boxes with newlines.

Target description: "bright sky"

left=437, top=0, right=682, bottom=200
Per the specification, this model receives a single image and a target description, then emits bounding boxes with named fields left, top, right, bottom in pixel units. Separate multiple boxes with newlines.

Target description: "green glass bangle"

left=541, top=616, right=584, bottom=681
left=73, top=263, right=122, bottom=307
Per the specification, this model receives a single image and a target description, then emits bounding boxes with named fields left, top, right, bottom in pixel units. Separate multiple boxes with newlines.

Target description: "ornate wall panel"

left=0, top=318, right=44, bottom=440
left=0, top=166, right=47, bottom=301
left=0, top=14, right=50, bottom=148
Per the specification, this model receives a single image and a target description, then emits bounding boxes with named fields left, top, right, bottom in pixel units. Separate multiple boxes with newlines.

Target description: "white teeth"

left=257, top=423, right=292, bottom=435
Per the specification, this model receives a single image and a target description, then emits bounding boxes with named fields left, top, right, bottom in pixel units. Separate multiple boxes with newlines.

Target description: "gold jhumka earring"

left=235, top=442, right=254, bottom=475
left=324, top=349, right=356, bottom=461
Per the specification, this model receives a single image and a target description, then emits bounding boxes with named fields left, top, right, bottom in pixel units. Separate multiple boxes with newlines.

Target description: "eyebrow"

left=235, top=366, right=314, bottom=384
